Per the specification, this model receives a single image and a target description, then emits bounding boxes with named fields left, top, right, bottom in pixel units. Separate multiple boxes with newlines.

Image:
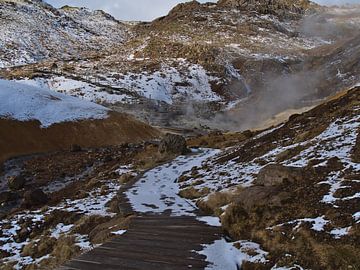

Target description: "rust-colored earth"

left=0, top=112, right=160, bottom=165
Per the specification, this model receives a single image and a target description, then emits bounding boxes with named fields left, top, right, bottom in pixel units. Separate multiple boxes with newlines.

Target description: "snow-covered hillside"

left=0, top=80, right=109, bottom=127
left=0, top=0, right=128, bottom=68
left=13, top=59, right=222, bottom=105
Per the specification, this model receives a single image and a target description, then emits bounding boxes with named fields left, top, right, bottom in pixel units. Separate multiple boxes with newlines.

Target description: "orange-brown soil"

left=0, top=112, right=161, bottom=165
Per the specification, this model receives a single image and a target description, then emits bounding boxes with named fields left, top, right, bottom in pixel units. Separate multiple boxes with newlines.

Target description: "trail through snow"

left=126, top=148, right=220, bottom=216
left=126, top=149, right=269, bottom=269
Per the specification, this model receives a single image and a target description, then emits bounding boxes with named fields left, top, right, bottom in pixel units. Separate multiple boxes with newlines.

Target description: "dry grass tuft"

left=178, top=186, right=210, bottom=200
left=197, top=191, right=234, bottom=215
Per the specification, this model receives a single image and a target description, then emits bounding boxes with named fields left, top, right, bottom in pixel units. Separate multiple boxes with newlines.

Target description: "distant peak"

left=168, top=0, right=202, bottom=16
left=217, top=0, right=316, bottom=16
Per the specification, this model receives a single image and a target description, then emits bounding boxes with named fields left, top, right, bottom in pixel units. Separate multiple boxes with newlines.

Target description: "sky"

left=45, top=0, right=360, bottom=21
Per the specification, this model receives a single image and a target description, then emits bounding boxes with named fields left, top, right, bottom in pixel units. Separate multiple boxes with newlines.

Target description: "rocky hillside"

left=0, top=0, right=128, bottom=68
left=217, top=0, right=315, bottom=17
left=1, top=1, right=359, bottom=130
left=178, top=85, right=360, bottom=269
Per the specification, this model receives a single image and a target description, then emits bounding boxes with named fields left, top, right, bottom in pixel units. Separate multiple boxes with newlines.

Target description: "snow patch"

left=197, top=216, right=222, bottom=227
left=50, top=223, right=74, bottom=239
left=16, top=77, right=136, bottom=105
left=111, top=230, right=127, bottom=235
left=0, top=79, right=109, bottom=127
left=270, top=216, right=329, bottom=232
left=330, top=227, right=351, bottom=239
left=199, top=239, right=268, bottom=270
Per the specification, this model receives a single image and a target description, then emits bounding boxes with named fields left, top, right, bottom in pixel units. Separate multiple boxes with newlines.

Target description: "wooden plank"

left=65, top=256, right=204, bottom=270
left=62, top=212, right=222, bottom=269
left=76, top=248, right=207, bottom=267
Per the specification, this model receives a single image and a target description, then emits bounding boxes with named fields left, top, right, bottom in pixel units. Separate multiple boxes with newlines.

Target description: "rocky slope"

left=0, top=143, right=153, bottom=269
left=0, top=0, right=128, bottom=68
left=1, top=1, right=359, bottom=130
left=178, top=85, right=360, bottom=269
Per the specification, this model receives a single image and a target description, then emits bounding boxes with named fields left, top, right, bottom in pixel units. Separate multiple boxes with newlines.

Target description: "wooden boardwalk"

left=61, top=154, right=225, bottom=270
left=60, top=215, right=222, bottom=270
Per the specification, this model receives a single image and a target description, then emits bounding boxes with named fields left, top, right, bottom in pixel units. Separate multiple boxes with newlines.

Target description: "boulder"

left=235, top=185, right=293, bottom=211
left=7, top=175, right=25, bottom=190
left=254, top=164, right=303, bottom=187
left=326, top=156, right=344, bottom=171
left=159, top=134, right=189, bottom=155
left=236, top=186, right=275, bottom=210
left=23, top=189, right=48, bottom=207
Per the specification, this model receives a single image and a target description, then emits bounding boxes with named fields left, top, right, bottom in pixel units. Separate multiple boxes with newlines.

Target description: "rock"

left=100, top=185, right=109, bottom=195
left=0, top=249, right=11, bottom=259
left=159, top=133, right=189, bottom=155
left=0, top=191, right=17, bottom=204
left=15, top=227, right=30, bottom=243
left=327, top=156, right=344, bottom=171
left=23, top=189, right=48, bottom=207
left=235, top=185, right=292, bottom=211
left=236, top=186, right=278, bottom=210
left=7, top=175, right=25, bottom=190
left=118, top=173, right=135, bottom=184
left=254, top=164, right=303, bottom=187
left=70, top=144, right=82, bottom=152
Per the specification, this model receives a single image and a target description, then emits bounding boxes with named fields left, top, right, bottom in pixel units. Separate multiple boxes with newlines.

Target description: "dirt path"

left=61, top=149, right=226, bottom=270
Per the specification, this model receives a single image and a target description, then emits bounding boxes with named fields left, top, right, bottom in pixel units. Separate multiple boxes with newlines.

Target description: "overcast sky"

left=45, top=0, right=360, bottom=21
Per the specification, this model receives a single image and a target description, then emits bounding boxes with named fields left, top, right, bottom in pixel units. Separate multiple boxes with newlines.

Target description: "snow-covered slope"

left=0, top=0, right=128, bottom=68
left=0, top=79, right=109, bottom=127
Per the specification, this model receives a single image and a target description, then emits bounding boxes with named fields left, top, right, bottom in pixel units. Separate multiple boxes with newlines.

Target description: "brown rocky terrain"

left=0, top=112, right=160, bottom=166
left=0, top=138, right=177, bottom=269
left=178, top=85, right=360, bottom=269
